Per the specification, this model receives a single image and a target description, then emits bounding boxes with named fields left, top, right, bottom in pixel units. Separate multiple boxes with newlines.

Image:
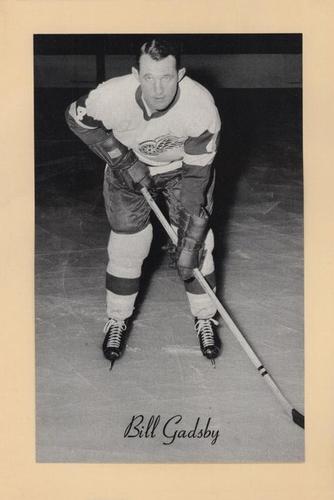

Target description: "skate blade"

left=210, top=358, right=216, bottom=368
left=109, top=359, right=116, bottom=371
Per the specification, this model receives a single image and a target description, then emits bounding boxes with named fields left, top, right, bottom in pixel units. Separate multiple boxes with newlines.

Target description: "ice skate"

left=102, top=318, right=130, bottom=369
left=194, top=317, right=220, bottom=362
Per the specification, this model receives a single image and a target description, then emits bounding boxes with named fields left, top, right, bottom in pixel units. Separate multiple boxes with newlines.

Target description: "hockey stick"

left=141, top=187, right=304, bottom=429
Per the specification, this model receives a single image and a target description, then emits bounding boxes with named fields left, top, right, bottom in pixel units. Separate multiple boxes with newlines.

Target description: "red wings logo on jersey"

left=138, top=135, right=187, bottom=156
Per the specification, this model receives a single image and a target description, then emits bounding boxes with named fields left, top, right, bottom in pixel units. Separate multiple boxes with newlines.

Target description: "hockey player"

left=65, top=38, right=221, bottom=368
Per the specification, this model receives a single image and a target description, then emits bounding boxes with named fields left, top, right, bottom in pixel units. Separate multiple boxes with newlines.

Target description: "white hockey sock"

left=106, top=224, right=153, bottom=320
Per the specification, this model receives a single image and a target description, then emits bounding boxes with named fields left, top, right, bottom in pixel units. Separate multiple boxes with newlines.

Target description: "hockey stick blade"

left=292, top=409, right=304, bottom=429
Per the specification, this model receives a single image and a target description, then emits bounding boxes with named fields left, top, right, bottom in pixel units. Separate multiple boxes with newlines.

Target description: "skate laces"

left=103, top=318, right=127, bottom=348
left=195, top=318, right=219, bottom=348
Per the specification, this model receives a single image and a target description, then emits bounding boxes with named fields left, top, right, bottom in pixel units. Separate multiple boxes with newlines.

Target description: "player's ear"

left=177, top=67, right=186, bottom=82
left=132, top=67, right=139, bottom=81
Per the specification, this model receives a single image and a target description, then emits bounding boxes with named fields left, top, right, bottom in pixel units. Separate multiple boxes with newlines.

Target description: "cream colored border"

left=1, top=1, right=333, bottom=499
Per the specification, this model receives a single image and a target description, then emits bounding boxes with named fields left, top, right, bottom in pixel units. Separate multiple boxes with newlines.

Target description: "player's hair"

left=136, top=38, right=181, bottom=69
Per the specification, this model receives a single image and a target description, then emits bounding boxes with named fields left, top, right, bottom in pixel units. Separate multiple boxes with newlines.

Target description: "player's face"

left=133, top=54, right=185, bottom=113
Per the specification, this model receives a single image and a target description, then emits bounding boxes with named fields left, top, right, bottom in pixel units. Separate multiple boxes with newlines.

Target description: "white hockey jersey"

left=67, top=73, right=221, bottom=214
left=72, top=74, right=221, bottom=177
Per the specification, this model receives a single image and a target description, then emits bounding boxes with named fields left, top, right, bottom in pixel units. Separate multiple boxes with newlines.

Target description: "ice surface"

left=35, top=89, right=304, bottom=462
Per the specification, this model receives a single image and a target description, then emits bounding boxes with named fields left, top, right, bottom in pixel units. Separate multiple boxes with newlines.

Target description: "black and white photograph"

left=34, top=33, right=304, bottom=463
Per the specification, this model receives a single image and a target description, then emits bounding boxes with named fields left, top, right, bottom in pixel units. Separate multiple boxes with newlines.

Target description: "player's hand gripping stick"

left=141, top=187, right=304, bottom=429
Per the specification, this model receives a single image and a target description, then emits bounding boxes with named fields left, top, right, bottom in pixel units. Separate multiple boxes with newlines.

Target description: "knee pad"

left=107, top=224, right=153, bottom=278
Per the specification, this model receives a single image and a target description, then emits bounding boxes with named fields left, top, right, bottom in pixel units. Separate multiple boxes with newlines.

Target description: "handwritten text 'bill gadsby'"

left=123, top=414, right=220, bottom=446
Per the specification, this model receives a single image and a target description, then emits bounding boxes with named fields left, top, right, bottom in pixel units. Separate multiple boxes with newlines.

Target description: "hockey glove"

left=86, top=132, right=154, bottom=191
left=119, top=155, right=154, bottom=191
left=176, top=208, right=209, bottom=281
